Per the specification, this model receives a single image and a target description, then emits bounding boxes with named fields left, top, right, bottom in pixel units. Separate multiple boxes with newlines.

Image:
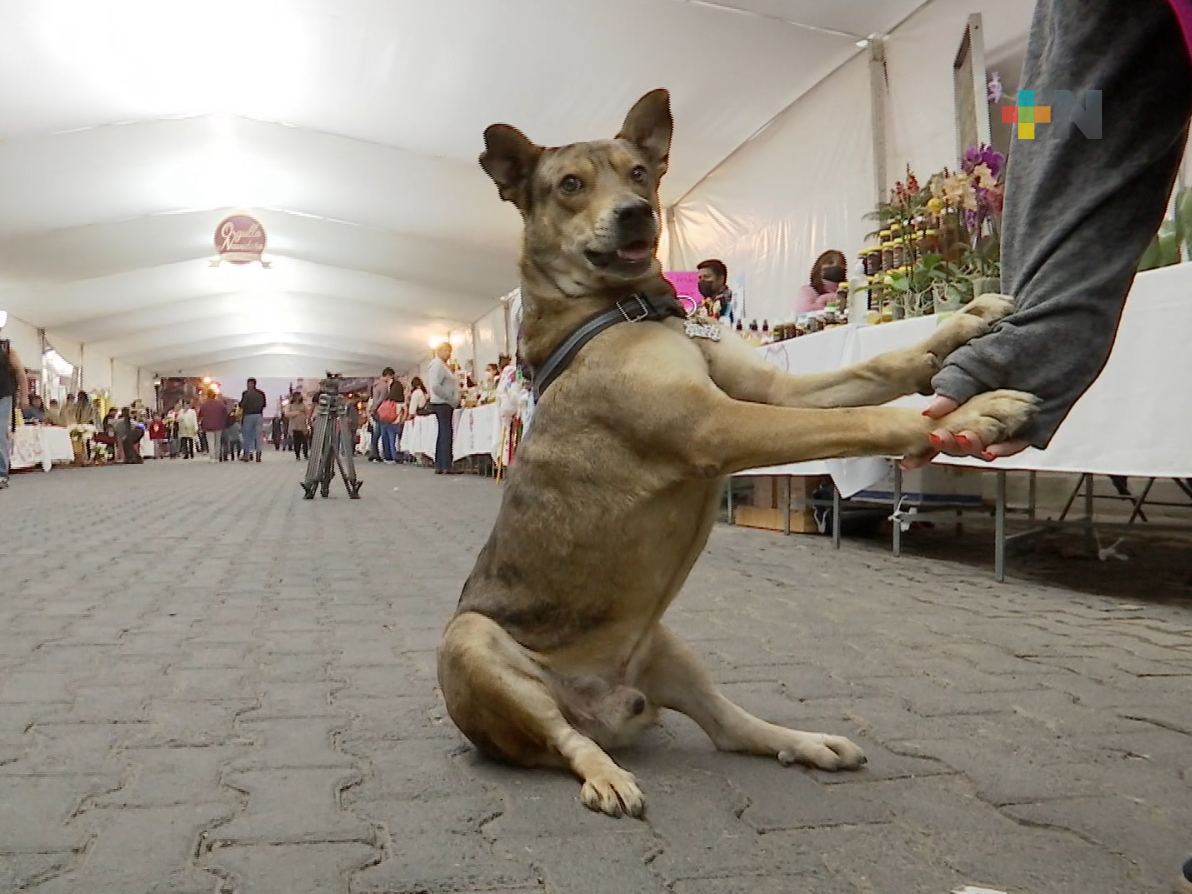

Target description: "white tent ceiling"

left=0, top=0, right=930, bottom=378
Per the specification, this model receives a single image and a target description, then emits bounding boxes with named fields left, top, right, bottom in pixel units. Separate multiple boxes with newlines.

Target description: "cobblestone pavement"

left=1, top=454, right=1190, bottom=894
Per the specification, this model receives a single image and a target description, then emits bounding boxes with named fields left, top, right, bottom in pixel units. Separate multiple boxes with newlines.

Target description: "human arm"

left=8, top=347, right=28, bottom=407
left=793, top=285, right=830, bottom=315
left=913, top=0, right=1192, bottom=464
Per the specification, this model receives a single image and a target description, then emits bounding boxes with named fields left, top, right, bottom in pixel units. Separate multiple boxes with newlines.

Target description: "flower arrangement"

left=859, top=141, right=1008, bottom=318
left=89, top=441, right=113, bottom=463
left=67, top=423, right=96, bottom=442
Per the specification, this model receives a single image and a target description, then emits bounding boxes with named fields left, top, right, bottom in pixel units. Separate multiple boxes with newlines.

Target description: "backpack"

left=376, top=399, right=399, bottom=424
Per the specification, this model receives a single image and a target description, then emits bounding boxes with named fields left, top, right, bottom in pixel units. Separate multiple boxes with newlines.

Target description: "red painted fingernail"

left=921, top=410, right=933, bottom=417
left=955, top=434, right=970, bottom=448
left=928, top=434, right=943, bottom=448
left=982, top=452, right=996, bottom=461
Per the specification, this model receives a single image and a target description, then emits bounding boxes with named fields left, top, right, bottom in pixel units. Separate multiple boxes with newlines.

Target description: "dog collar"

left=529, top=292, right=686, bottom=399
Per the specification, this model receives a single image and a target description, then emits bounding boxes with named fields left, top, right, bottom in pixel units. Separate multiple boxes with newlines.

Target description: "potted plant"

left=885, top=253, right=971, bottom=318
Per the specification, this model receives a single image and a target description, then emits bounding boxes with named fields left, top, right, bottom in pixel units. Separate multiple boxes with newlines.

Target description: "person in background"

left=379, top=375, right=406, bottom=462
left=367, top=366, right=396, bottom=462
left=285, top=392, right=310, bottom=461
left=115, top=407, right=144, bottom=464
left=223, top=406, right=242, bottom=461
left=238, top=378, right=267, bottom=463
left=62, top=393, right=76, bottom=424
left=794, top=249, right=848, bottom=314
left=148, top=413, right=167, bottom=459
left=93, top=407, right=120, bottom=460
left=72, top=391, right=95, bottom=426
left=895, top=5, right=1192, bottom=883
left=696, top=259, right=734, bottom=322
left=45, top=398, right=62, bottom=426
left=198, top=391, right=229, bottom=463
left=22, top=394, right=46, bottom=423
left=427, top=342, right=460, bottom=475
left=407, top=376, right=429, bottom=417
left=0, top=316, right=28, bottom=489
left=176, top=401, right=198, bottom=459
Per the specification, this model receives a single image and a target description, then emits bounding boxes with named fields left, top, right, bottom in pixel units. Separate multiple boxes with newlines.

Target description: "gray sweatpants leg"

left=932, top=0, right=1192, bottom=447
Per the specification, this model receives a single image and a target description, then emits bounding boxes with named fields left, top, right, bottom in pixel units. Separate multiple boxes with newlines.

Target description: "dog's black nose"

left=631, top=695, right=647, bottom=715
left=615, top=201, right=654, bottom=226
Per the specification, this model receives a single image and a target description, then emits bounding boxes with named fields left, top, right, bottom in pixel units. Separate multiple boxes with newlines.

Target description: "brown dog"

left=437, top=88, right=1037, bottom=817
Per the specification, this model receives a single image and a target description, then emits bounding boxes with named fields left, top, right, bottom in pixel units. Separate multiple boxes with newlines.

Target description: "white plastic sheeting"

left=0, top=0, right=945, bottom=381
left=668, top=0, right=1042, bottom=325
left=882, top=0, right=1036, bottom=182
left=670, top=53, right=876, bottom=326
left=1, top=314, right=41, bottom=365
left=472, top=305, right=508, bottom=373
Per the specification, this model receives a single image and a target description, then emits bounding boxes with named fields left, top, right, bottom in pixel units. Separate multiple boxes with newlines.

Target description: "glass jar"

left=867, top=247, right=882, bottom=276
left=881, top=242, right=895, bottom=271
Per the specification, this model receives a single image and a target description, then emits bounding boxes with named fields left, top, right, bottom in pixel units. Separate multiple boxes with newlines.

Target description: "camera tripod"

left=301, top=374, right=362, bottom=500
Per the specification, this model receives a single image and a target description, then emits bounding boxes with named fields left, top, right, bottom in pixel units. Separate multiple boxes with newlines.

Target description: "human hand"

left=901, top=395, right=1033, bottom=470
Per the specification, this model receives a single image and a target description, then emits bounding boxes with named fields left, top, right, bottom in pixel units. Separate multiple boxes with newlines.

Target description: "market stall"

left=9, top=425, right=74, bottom=472
left=399, top=404, right=503, bottom=464
left=732, top=262, right=1192, bottom=579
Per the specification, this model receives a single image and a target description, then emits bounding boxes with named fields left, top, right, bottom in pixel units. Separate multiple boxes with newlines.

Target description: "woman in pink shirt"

left=793, top=250, right=847, bottom=314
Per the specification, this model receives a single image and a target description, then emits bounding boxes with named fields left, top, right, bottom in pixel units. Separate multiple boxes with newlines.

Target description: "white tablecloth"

left=453, top=404, right=502, bottom=461
left=400, top=414, right=441, bottom=458
left=9, top=425, right=74, bottom=472
left=399, top=405, right=503, bottom=461
left=739, top=263, right=1192, bottom=493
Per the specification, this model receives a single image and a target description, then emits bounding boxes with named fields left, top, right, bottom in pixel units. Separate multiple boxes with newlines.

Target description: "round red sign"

left=214, top=214, right=267, bottom=265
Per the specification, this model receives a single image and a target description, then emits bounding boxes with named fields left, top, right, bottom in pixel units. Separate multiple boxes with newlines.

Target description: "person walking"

left=198, top=392, right=229, bottom=463
left=376, top=376, right=406, bottom=462
left=285, top=392, right=311, bottom=460
left=238, top=378, right=267, bottom=462
left=223, top=407, right=242, bottom=461
left=367, top=367, right=396, bottom=462
left=0, top=314, right=29, bottom=489
left=427, top=342, right=460, bottom=475
left=176, top=401, right=198, bottom=459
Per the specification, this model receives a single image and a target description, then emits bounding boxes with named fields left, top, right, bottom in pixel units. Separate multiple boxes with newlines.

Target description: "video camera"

left=317, top=372, right=345, bottom=395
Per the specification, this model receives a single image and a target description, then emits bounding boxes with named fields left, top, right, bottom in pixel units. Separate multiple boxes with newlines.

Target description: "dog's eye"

left=559, top=175, right=584, bottom=195
left=630, top=165, right=649, bottom=183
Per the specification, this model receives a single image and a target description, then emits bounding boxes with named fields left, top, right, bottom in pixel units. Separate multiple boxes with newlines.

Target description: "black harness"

left=526, top=292, right=687, bottom=400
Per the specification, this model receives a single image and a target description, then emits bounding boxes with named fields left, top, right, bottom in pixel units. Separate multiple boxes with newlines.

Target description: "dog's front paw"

left=580, top=766, right=645, bottom=818
left=937, top=389, right=1040, bottom=448
left=776, top=731, right=866, bottom=771
left=918, top=293, right=1016, bottom=366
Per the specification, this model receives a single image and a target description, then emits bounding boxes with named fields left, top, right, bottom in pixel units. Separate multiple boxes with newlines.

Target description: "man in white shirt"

left=427, top=343, right=460, bottom=475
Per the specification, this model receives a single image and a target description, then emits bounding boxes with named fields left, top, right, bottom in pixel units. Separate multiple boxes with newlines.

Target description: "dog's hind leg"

left=437, top=611, right=645, bottom=817
left=635, top=624, right=866, bottom=771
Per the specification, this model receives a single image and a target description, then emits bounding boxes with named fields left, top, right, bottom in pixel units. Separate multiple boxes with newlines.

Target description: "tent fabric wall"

left=882, top=0, right=1036, bottom=183
left=45, top=335, right=82, bottom=368
left=1, top=313, right=42, bottom=365
left=472, top=304, right=507, bottom=371
left=81, top=345, right=113, bottom=393
left=661, top=2, right=1049, bottom=329
left=112, top=360, right=139, bottom=404
left=669, top=53, right=876, bottom=328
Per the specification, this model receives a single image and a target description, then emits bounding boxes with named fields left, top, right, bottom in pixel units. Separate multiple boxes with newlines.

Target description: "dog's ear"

left=617, top=88, right=672, bottom=178
left=480, top=124, right=543, bottom=209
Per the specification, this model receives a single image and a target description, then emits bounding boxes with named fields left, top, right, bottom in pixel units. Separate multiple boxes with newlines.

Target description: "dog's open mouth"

left=585, top=241, right=654, bottom=269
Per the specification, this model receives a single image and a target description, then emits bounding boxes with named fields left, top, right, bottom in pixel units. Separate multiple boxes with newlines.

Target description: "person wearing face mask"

left=794, top=250, right=848, bottom=315
left=695, top=259, right=734, bottom=322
